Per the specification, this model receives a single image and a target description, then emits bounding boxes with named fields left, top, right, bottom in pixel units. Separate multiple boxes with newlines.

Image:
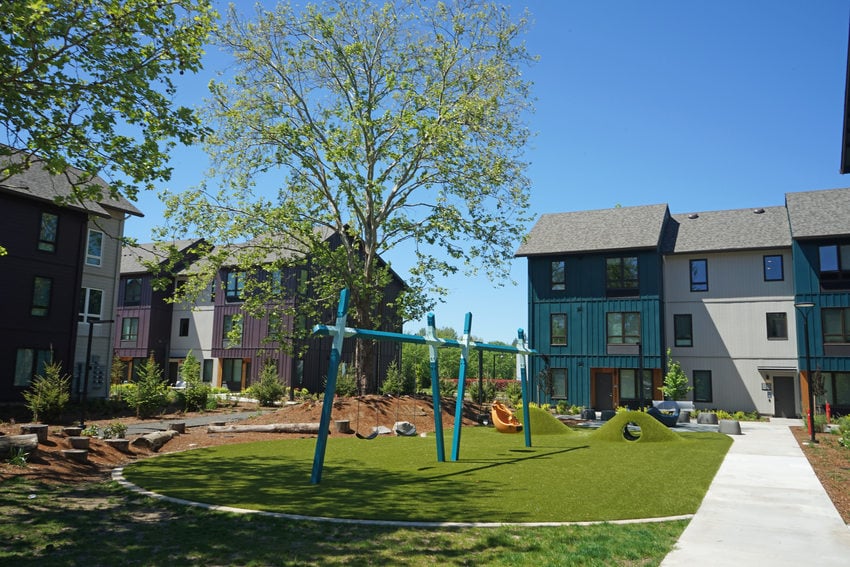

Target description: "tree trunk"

left=0, top=434, right=38, bottom=457
left=206, top=423, right=320, bottom=434
left=131, top=429, right=179, bottom=451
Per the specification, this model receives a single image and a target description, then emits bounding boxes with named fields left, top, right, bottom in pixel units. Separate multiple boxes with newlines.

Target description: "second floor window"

left=551, top=260, right=566, bottom=291
left=86, top=229, right=103, bottom=266
left=606, top=256, right=638, bottom=294
left=819, top=244, right=850, bottom=289
left=38, top=212, right=58, bottom=252
left=225, top=271, right=244, bottom=302
left=79, top=287, right=103, bottom=322
left=606, top=312, right=641, bottom=344
left=674, top=314, right=693, bottom=347
left=823, top=307, right=850, bottom=343
left=550, top=313, right=567, bottom=345
left=763, top=255, right=784, bottom=281
left=222, top=314, right=242, bottom=347
left=121, top=317, right=139, bottom=341
left=690, top=259, right=708, bottom=292
left=31, top=276, right=52, bottom=317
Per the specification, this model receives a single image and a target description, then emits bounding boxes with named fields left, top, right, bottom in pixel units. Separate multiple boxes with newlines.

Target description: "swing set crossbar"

left=309, top=288, right=535, bottom=485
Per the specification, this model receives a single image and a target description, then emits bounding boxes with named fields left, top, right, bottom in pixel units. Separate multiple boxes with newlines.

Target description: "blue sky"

left=124, top=0, right=850, bottom=343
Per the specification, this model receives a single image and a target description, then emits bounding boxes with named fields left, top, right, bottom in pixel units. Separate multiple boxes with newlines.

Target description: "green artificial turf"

left=122, top=425, right=731, bottom=523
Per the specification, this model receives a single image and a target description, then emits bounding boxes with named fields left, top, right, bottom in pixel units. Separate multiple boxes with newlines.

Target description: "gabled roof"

left=0, top=151, right=142, bottom=218
left=785, top=187, right=850, bottom=239
left=121, top=239, right=205, bottom=274
left=662, top=206, right=791, bottom=254
left=515, top=203, right=669, bottom=256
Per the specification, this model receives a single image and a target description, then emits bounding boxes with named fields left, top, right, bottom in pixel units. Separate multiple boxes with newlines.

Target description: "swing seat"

left=394, top=421, right=417, bottom=436
left=356, top=431, right=379, bottom=440
left=491, top=402, right=523, bottom=433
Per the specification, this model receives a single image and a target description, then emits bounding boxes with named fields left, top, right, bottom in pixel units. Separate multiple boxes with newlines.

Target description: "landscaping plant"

left=127, top=354, right=169, bottom=418
left=178, top=351, right=210, bottom=412
left=250, top=362, right=285, bottom=406
left=22, top=359, right=70, bottom=423
left=661, top=349, right=692, bottom=401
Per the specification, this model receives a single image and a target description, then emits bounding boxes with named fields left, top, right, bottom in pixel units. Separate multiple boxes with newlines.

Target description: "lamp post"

left=793, top=302, right=817, bottom=444
left=79, top=319, right=114, bottom=428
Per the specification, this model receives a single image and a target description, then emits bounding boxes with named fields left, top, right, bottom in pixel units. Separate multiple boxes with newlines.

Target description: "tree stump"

left=61, top=449, right=88, bottom=463
left=131, top=429, right=179, bottom=451
left=63, top=426, right=83, bottom=437
left=104, top=438, right=130, bottom=452
left=67, top=436, right=90, bottom=449
left=168, top=422, right=186, bottom=434
left=20, top=424, right=48, bottom=443
left=0, top=434, right=38, bottom=457
left=334, top=420, right=352, bottom=434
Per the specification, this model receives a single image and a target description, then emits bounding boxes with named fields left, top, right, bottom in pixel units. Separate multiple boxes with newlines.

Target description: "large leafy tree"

left=162, top=0, right=535, bottom=392
left=0, top=0, right=217, bottom=203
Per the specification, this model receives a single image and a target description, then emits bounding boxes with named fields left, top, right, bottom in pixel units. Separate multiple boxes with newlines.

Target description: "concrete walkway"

left=661, top=418, right=850, bottom=566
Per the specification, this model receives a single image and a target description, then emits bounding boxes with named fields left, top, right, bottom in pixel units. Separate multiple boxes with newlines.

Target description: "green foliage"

left=6, top=447, right=28, bottom=468
left=81, top=424, right=101, bottom=437
left=334, top=368, right=358, bottom=398
left=837, top=415, right=850, bottom=448
left=504, top=380, right=523, bottom=406
left=438, top=378, right=457, bottom=397
left=380, top=363, right=415, bottom=396
left=249, top=362, right=285, bottom=407
left=102, top=422, right=128, bottom=440
left=661, top=349, right=692, bottom=401
left=23, top=360, right=70, bottom=423
left=127, top=355, right=169, bottom=418
left=162, top=1, right=536, bottom=393
left=0, top=0, right=216, bottom=201
left=178, top=351, right=210, bottom=412
left=110, top=358, right=126, bottom=386
left=467, top=380, right=497, bottom=404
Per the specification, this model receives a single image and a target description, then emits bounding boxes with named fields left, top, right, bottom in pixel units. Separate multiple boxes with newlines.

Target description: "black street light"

left=79, top=319, right=114, bottom=428
left=794, top=302, right=817, bottom=444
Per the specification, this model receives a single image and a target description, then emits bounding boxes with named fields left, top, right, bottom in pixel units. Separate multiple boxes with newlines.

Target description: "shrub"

left=439, top=378, right=457, bottom=397
left=661, top=348, right=692, bottom=401
left=102, top=421, right=127, bottom=439
left=380, top=362, right=415, bottom=396
left=23, top=360, right=71, bottom=423
left=467, top=380, right=497, bottom=404
left=335, top=368, right=358, bottom=397
left=127, top=354, right=169, bottom=418
left=504, top=380, right=523, bottom=406
left=838, top=415, right=850, bottom=449
left=178, top=351, right=210, bottom=412
left=251, top=362, right=284, bottom=407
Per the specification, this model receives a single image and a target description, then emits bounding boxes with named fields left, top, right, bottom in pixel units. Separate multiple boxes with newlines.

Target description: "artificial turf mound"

left=593, top=410, right=681, bottom=443
left=517, top=405, right=575, bottom=435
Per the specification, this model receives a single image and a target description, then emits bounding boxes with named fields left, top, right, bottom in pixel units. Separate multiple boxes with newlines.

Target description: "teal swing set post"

left=310, top=288, right=534, bottom=484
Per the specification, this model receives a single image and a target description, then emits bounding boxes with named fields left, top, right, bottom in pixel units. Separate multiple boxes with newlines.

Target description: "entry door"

left=773, top=376, right=796, bottom=418
left=594, top=372, right=614, bottom=410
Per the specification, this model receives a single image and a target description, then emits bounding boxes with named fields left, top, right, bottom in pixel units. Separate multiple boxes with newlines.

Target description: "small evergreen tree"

left=179, top=350, right=209, bottom=412
left=252, top=361, right=284, bottom=406
left=661, top=349, right=692, bottom=401
left=128, top=353, right=169, bottom=417
left=23, top=359, right=70, bottom=423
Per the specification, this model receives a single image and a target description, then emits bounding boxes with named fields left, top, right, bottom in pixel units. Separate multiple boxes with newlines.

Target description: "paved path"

left=124, top=411, right=269, bottom=436
left=661, top=418, right=850, bottom=566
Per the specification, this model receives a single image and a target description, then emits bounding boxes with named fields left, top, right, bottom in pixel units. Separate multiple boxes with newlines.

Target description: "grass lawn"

left=122, top=417, right=731, bottom=524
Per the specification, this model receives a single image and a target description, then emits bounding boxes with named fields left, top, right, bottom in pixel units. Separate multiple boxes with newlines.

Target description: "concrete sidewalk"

left=661, top=418, right=850, bottom=566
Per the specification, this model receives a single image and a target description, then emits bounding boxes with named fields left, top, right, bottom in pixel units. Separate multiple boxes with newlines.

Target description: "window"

left=14, top=349, right=52, bottom=387
left=202, top=359, right=213, bottom=383
left=693, top=370, right=712, bottom=402
left=551, top=260, right=566, bottom=291
left=78, top=288, right=103, bottom=322
left=222, top=358, right=243, bottom=388
left=818, top=244, right=850, bottom=289
left=766, top=312, right=788, bottom=340
left=674, top=314, right=693, bottom=347
left=31, top=276, right=52, bottom=317
left=606, top=312, right=641, bottom=344
left=179, top=318, right=190, bottom=337
left=619, top=369, right=653, bottom=401
left=123, top=278, right=142, bottom=306
left=763, top=255, right=784, bottom=281
left=690, top=259, right=708, bottom=292
left=86, top=229, right=103, bottom=266
left=550, top=313, right=567, bottom=345
left=821, top=372, right=850, bottom=408
left=222, top=314, right=242, bottom=347
left=121, top=317, right=139, bottom=341
left=268, top=312, right=283, bottom=336
left=606, top=256, right=638, bottom=293
left=225, top=270, right=244, bottom=302
left=822, top=308, right=850, bottom=343
left=38, top=212, right=58, bottom=252
left=551, top=368, right=568, bottom=399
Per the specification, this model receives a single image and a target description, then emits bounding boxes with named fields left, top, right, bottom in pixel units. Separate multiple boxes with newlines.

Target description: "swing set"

left=309, top=288, right=535, bottom=484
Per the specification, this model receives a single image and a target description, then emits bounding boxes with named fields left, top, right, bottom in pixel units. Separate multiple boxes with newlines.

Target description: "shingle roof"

left=515, top=204, right=669, bottom=256
left=785, top=187, right=850, bottom=239
left=0, top=151, right=142, bottom=217
left=662, top=206, right=791, bottom=254
left=121, top=239, right=204, bottom=274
